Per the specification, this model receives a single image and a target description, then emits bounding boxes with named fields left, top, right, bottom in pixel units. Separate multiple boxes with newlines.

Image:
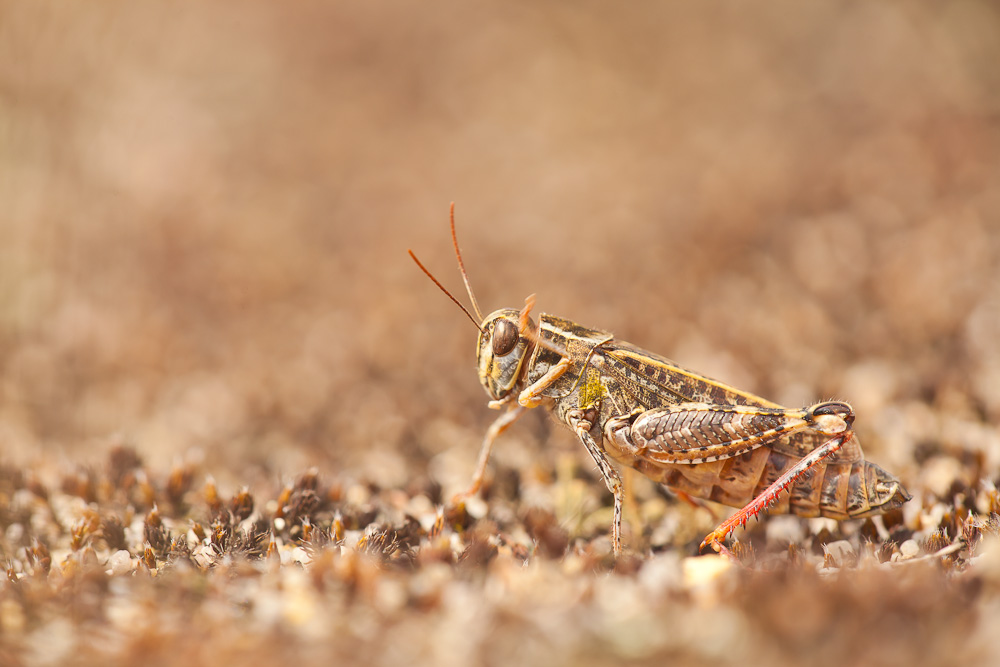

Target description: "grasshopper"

left=410, top=204, right=911, bottom=557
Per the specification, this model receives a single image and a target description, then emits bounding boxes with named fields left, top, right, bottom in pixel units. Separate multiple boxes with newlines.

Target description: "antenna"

left=408, top=249, right=484, bottom=332
left=449, top=203, right=484, bottom=322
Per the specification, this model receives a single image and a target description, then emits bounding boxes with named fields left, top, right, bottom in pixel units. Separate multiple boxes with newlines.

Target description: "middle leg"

left=568, top=409, right=624, bottom=557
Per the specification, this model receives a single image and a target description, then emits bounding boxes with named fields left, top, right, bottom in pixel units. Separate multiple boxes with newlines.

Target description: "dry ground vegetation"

left=4, top=1, right=1000, bottom=666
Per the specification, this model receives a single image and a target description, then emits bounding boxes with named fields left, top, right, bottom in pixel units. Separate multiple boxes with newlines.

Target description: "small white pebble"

left=406, top=493, right=434, bottom=518
left=464, top=495, right=488, bottom=519
left=638, top=553, right=683, bottom=596
left=920, top=456, right=967, bottom=498
left=289, top=546, right=311, bottom=565
left=823, top=540, right=855, bottom=566
left=972, top=535, right=1000, bottom=584
left=682, top=554, right=733, bottom=606
left=345, top=484, right=371, bottom=505
left=108, top=550, right=134, bottom=576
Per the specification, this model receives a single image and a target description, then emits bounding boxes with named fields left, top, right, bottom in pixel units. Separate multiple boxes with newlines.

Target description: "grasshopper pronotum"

left=410, top=204, right=911, bottom=557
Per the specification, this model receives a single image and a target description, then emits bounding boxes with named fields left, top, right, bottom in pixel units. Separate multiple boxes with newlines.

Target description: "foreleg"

left=453, top=405, right=528, bottom=502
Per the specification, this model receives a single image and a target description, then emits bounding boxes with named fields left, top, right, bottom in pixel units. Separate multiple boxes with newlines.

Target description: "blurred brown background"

left=2, top=0, right=999, bottom=493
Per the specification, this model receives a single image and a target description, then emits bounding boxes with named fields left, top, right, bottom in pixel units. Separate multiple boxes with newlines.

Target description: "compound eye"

left=491, top=319, right=519, bottom=357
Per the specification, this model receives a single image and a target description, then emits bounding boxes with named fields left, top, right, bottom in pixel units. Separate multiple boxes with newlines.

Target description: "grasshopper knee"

left=805, top=401, right=855, bottom=435
left=603, top=415, right=641, bottom=458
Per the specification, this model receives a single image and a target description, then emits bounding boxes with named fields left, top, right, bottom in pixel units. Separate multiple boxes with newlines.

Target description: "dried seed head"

left=102, top=516, right=127, bottom=552
left=107, top=446, right=142, bottom=485
left=295, top=468, right=320, bottom=493
left=458, top=527, right=498, bottom=568
left=26, top=475, right=48, bottom=501
left=166, top=465, right=194, bottom=507
left=731, top=540, right=756, bottom=565
left=266, top=535, right=279, bottom=563
left=144, top=509, right=170, bottom=557
left=142, top=546, right=156, bottom=571
left=274, top=487, right=293, bottom=519
left=230, top=488, right=255, bottom=523
left=211, top=520, right=231, bottom=554
left=204, top=477, right=222, bottom=513
left=70, top=510, right=102, bottom=551
left=444, top=502, right=473, bottom=532
left=283, top=488, right=321, bottom=529
left=332, top=512, right=345, bottom=543
left=30, top=540, right=51, bottom=575
left=522, top=508, right=569, bottom=559
left=136, top=473, right=156, bottom=510
left=357, top=523, right=414, bottom=565
left=62, top=469, right=97, bottom=503
left=925, top=530, right=952, bottom=555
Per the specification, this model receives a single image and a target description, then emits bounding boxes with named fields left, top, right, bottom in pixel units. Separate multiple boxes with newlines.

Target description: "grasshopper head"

left=409, top=205, right=538, bottom=401
left=477, top=308, right=536, bottom=401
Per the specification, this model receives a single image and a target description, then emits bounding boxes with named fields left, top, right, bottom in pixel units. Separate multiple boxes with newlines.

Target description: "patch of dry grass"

left=0, top=444, right=996, bottom=666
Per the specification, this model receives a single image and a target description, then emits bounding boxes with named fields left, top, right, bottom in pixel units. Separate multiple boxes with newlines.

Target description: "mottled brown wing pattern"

left=598, top=341, right=865, bottom=465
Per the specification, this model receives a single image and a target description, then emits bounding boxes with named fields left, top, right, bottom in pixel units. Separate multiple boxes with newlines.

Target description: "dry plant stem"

left=892, top=541, right=966, bottom=566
